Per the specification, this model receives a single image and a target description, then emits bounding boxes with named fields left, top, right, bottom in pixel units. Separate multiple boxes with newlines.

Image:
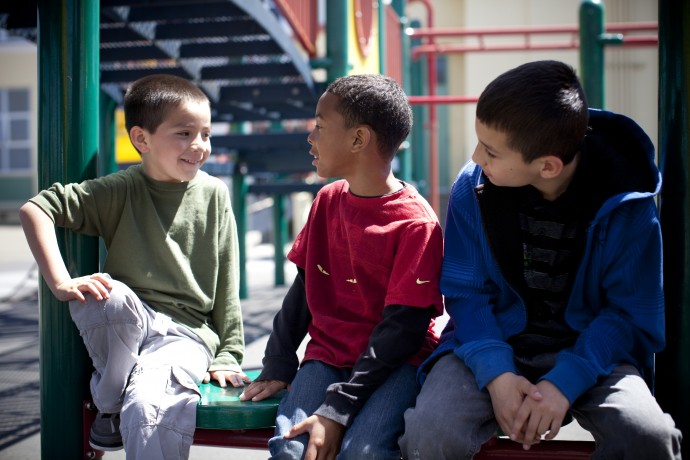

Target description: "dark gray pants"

left=399, top=353, right=682, bottom=460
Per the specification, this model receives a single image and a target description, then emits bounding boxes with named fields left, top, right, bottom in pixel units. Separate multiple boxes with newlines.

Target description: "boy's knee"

left=70, top=280, right=143, bottom=329
left=630, top=413, right=682, bottom=453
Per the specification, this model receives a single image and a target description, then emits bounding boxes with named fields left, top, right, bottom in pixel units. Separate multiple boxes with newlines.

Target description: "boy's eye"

left=485, top=149, right=496, bottom=158
left=314, top=124, right=322, bottom=130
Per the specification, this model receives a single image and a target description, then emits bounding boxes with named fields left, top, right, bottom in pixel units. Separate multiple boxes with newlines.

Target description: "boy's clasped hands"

left=488, top=372, right=569, bottom=450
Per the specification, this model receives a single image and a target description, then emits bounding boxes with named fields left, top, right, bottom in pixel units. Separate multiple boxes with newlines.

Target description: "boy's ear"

left=129, top=126, right=150, bottom=153
left=352, top=125, right=372, bottom=152
left=539, top=155, right=564, bottom=179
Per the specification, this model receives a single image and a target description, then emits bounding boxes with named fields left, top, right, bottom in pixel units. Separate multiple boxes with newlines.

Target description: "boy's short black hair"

left=326, top=74, right=413, bottom=160
left=124, top=74, right=210, bottom=134
left=476, top=60, right=588, bottom=164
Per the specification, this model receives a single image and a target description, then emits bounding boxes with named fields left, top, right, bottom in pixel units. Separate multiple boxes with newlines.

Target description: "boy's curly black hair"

left=327, top=74, right=413, bottom=160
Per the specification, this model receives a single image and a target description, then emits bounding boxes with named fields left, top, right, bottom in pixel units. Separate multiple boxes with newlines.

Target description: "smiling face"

left=133, top=99, right=212, bottom=183
left=472, top=119, right=544, bottom=188
left=306, top=92, right=358, bottom=179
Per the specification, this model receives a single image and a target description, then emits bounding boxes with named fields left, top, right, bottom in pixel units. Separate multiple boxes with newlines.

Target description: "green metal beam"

left=232, top=162, right=249, bottom=299
left=37, top=1, right=100, bottom=458
left=409, top=19, right=429, bottom=197
left=326, top=0, right=350, bottom=82
left=273, top=193, right=288, bottom=286
left=578, top=0, right=623, bottom=109
left=656, top=0, right=690, bottom=454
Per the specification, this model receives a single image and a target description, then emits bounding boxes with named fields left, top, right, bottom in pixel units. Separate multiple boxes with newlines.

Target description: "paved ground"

left=0, top=224, right=592, bottom=460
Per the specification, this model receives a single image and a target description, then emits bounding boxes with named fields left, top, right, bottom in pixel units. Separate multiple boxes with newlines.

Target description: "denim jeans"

left=69, top=278, right=212, bottom=460
left=399, top=353, right=682, bottom=460
left=269, top=360, right=419, bottom=460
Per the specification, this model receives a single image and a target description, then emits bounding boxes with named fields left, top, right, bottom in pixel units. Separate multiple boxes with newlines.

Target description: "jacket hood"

left=583, top=109, right=660, bottom=202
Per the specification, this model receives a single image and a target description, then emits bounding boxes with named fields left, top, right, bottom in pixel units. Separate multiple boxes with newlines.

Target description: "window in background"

left=0, top=88, right=32, bottom=173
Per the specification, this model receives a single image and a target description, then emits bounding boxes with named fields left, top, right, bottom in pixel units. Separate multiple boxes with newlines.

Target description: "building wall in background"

left=406, top=0, right=658, bottom=188
left=0, top=40, right=38, bottom=222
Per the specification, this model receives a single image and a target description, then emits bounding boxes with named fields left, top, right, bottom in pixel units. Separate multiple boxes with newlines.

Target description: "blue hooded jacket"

left=427, top=109, right=665, bottom=404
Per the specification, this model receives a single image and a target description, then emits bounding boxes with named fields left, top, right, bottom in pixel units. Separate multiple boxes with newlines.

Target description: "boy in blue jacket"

left=399, top=60, right=682, bottom=459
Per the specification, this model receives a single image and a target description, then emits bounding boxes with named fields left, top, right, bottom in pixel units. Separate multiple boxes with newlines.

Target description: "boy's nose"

left=471, top=147, right=480, bottom=164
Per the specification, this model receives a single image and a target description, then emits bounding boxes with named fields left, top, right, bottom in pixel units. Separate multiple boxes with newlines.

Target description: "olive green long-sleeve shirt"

left=31, top=165, right=243, bottom=371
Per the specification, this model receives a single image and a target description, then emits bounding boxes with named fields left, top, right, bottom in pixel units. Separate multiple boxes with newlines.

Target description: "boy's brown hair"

left=476, top=60, right=589, bottom=165
left=124, top=74, right=210, bottom=134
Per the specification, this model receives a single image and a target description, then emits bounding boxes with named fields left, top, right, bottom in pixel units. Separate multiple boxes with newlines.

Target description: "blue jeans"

left=269, top=360, right=419, bottom=460
left=399, top=353, right=682, bottom=460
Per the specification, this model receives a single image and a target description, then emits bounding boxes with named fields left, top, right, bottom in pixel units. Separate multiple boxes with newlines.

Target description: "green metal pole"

left=232, top=162, right=248, bottom=299
left=379, top=0, right=410, bottom=181
left=578, top=0, right=623, bottom=109
left=378, top=0, right=386, bottom=75
left=273, top=194, right=287, bottom=286
left=579, top=0, right=606, bottom=109
left=394, top=0, right=413, bottom=183
left=326, top=0, right=350, bottom=82
left=99, top=91, right=118, bottom=177
left=409, top=19, right=429, bottom=197
left=656, top=0, right=690, bottom=454
left=37, top=1, right=100, bottom=458
left=99, top=92, right=118, bottom=269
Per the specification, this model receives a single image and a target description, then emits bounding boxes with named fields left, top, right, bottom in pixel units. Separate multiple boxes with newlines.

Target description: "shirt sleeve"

left=313, top=304, right=434, bottom=427
left=257, top=268, right=311, bottom=383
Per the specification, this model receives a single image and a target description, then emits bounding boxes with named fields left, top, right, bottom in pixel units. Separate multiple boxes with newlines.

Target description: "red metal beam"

left=408, top=22, right=658, bottom=38
left=409, top=95, right=479, bottom=105
left=408, top=22, right=657, bottom=58
left=411, top=36, right=657, bottom=57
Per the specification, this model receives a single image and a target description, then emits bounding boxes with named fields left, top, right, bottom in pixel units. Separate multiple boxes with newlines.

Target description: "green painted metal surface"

left=233, top=162, right=249, bottom=299
left=273, top=193, right=288, bottom=286
left=326, top=0, right=349, bottom=82
left=196, top=370, right=284, bottom=430
left=579, top=0, right=606, bottom=108
left=656, top=0, right=690, bottom=454
left=409, top=19, right=429, bottom=198
left=37, top=1, right=100, bottom=458
left=0, top=176, right=33, bottom=202
left=578, top=0, right=623, bottom=109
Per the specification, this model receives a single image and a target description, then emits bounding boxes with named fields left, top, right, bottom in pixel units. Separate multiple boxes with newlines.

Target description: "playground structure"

left=0, top=0, right=687, bottom=458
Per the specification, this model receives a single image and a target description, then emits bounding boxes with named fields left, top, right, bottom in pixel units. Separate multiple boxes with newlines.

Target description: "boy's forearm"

left=19, top=202, right=71, bottom=295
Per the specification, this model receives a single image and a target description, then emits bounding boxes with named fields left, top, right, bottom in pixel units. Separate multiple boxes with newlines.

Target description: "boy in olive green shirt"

left=20, top=74, right=247, bottom=459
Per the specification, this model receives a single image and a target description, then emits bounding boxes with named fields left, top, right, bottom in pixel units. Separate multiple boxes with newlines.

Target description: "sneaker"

left=89, top=412, right=123, bottom=451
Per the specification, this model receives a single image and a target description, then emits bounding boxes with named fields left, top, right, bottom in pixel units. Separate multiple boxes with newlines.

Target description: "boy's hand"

left=284, top=414, right=344, bottom=460
left=512, top=380, right=569, bottom=450
left=55, top=273, right=113, bottom=303
left=204, top=370, right=251, bottom=388
left=486, top=372, right=542, bottom=443
left=240, top=379, right=288, bottom=401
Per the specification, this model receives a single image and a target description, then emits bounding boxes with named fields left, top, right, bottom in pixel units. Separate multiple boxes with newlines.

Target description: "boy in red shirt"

left=241, top=74, right=444, bottom=460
